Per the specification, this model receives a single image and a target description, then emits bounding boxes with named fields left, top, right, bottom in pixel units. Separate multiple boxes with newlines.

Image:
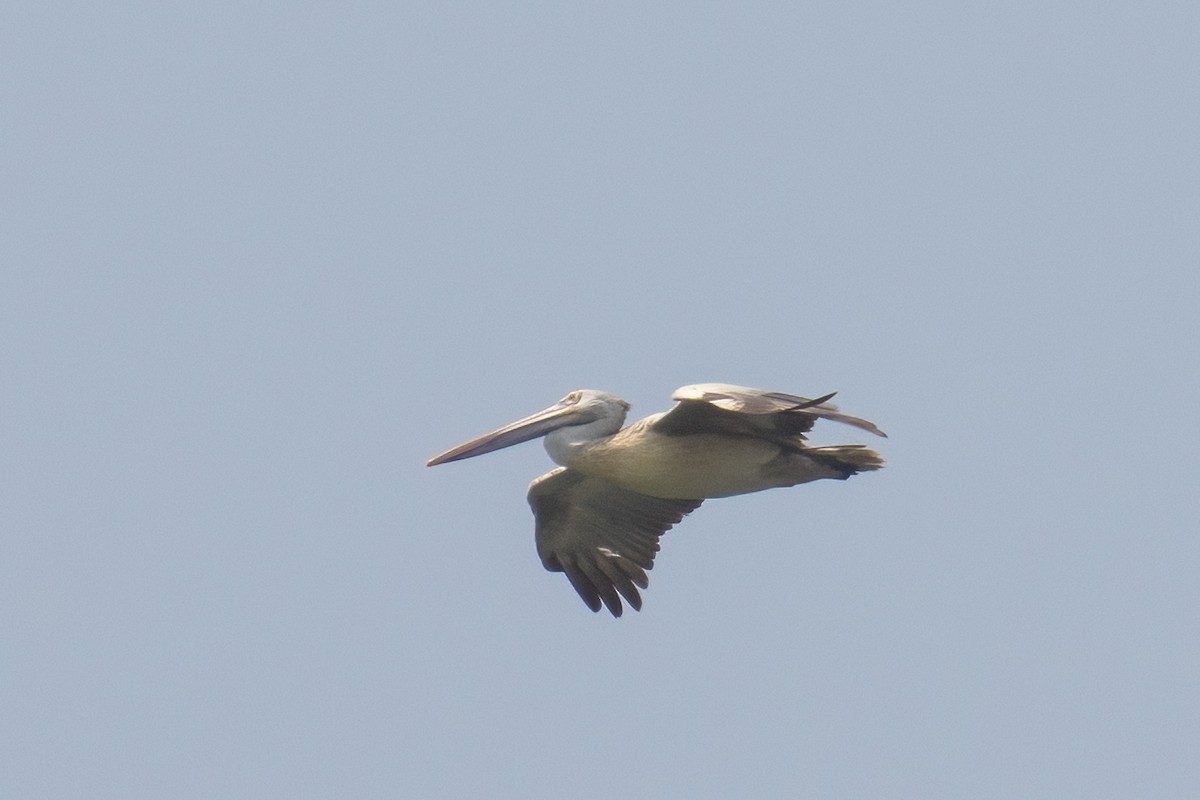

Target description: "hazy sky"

left=3, top=3, right=1198, bottom=798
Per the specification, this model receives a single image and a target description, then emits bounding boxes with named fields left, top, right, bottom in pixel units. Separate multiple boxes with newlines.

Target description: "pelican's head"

left=426, top=390, right=630, bottom=467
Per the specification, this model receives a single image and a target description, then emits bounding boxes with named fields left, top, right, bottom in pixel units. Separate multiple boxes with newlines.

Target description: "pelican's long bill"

left=426, top=398, right=584, bottom=466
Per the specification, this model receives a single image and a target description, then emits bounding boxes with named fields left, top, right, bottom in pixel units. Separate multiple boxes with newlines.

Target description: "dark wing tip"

left=561, top=558, right=604, bottom=614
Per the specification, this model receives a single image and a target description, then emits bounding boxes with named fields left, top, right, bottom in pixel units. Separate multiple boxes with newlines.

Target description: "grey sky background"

left=3, top=2, right=1198, bottom=798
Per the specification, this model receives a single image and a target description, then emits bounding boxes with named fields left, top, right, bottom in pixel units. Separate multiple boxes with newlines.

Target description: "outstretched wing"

left=528, top=468, right=703, bottom=617
left=652, top=382, right=887, bottom=442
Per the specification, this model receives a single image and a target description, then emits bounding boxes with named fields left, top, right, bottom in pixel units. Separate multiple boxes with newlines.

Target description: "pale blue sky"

left=3, top=3, right=1198, bottom=798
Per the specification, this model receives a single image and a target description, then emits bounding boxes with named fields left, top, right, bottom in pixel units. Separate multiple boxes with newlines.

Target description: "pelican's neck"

left=543, top=416, right=625, bottom=467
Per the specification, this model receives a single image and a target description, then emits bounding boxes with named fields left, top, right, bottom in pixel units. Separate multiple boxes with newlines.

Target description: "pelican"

left=427, top=383, right=886, bottom=617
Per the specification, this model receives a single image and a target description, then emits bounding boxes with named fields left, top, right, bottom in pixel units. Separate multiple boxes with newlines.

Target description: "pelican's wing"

left=654, top=382, right=887, bottom=440
left=528, top=468, right=703, bottom=617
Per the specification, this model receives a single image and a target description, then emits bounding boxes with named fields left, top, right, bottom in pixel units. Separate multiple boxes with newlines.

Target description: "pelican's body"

left=558, top=420, right=814, bottom=498
left=427, top=383, right=886, bottom=616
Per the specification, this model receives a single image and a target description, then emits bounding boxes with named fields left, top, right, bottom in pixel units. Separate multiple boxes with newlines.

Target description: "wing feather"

left=559, top=557, right=602, bottom=613
left=593, top=550, right=645, bottom=612
left=656, top=382, right=887, bottom=441
left=528, top=468, right=702, bottom=617
left=576, top=556, right=625, bottom=617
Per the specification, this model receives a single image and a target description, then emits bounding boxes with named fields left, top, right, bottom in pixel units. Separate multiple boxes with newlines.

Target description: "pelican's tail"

left=805, top=444, right=885, bottom=478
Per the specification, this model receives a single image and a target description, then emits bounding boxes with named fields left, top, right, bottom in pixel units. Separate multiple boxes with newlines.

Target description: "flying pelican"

left=427, top=383, right=886, bottom=617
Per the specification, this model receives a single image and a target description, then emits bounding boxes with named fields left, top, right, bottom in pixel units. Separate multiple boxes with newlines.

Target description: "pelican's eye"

left=562, top=391, right=582, bottom=405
